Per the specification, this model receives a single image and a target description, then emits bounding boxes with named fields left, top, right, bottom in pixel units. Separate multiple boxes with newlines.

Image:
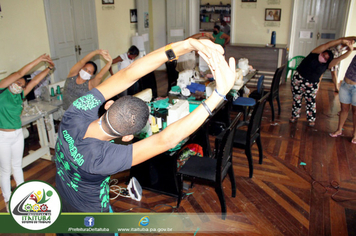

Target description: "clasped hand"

left=189, top=39, right=236, bottom=97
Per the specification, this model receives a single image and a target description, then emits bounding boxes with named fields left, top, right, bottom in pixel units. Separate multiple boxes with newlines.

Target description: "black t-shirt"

left=297, top=52, right=330, bottom=83
left=55, top=88, right=132, bottom=212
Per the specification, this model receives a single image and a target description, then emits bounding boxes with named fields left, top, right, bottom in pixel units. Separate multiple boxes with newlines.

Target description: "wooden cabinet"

left=225, top=44, right=288, bottom=87
left=200, top=4, right=231, bottom=31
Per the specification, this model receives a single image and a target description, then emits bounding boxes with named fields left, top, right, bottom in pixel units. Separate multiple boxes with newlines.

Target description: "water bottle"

left=56, top=85, right=61, bottom=95
left=50, top=87, right=55, bottom=97
left=271, top=31, right=276, bottom=45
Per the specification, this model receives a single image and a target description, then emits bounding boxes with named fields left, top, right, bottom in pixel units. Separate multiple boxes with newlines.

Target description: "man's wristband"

left=215, top=89, right=227, bottom=101
left=201, top=101, right=213, bottom=117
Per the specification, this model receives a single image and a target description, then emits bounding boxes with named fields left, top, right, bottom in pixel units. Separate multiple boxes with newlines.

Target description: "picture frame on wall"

left=102, top=0, right=114, bottom=5
left=265, top=8, right=281, bottom=21
left=130, top=9, right=137, bottom=23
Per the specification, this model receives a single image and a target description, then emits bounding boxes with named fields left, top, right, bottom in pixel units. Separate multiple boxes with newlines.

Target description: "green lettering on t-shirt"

left=99, top=176, right=110, bottom=212
left=73, top=93, right=102, bottom=111
left=62, top=130, right=84, bottom=166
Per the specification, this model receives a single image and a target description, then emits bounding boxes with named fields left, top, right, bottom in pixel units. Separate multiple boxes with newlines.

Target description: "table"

left=129, top=98, right=231, bottom=197
left=21, top=100, right=59, bottom=168
left=243, top=71, right=257, bottom=85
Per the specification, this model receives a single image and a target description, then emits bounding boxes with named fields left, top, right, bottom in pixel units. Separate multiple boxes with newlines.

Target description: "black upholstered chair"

left=249, top=65, right=285, bottom=121
left=230, top=93, right=269, bottom=178
left=176, top=112, right=243, bottom=219
left=138, top=71, right=158, bottom=98
left=232, top=75, right=265, bottom=120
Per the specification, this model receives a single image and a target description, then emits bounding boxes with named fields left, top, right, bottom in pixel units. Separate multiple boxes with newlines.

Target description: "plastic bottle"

left=56, top=85, right=61, bottom=94
left=50, top=87, right=55, bottom=97
left=56, top=85, right=62, bottom=100
left=271, top=31, right=276, bottom=45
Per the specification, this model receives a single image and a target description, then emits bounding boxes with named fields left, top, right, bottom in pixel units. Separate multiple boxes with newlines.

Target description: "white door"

left=291, top=0, right=348, bottom=58
left=44, top=0, right=99, bottom=83
left=72, top=0, right=99, bottom=62
left=166, top=0, right=187, bottom=44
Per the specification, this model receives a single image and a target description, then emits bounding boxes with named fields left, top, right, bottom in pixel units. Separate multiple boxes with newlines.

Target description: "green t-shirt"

left=0, top=88, right=24, bottom=129
left=213, top=31, right=225, bottom=47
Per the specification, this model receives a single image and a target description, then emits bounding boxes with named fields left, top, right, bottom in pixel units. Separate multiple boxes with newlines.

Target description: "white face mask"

left=79, top=69, right=92, bottom=80
left=9, top=83, right=23, bottom=94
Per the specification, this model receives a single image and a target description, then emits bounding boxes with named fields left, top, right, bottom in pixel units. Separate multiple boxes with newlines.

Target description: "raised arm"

left=97, top=38, right=225, bottom=100
left=341, top=36, right=356, bottom=51
left=0, top=54, right=52, bottom=89
left=187, top=32, right=215, bottom=42
left=312, top=38, right=350, bottom=54
left=221, top=33, right=230, bottom=48
left=24, top=59, right=54, bottom=96
left=67, top=49, right=101, bottom=78
left=109, top=55, right=123, bottom=76
left=342, top=36, right=356, bottom=43
left=132, top=47, right=236, bottom=166
left=89, top=51, right=112, bottom=89
left=328, top=41, right=354, bottom=69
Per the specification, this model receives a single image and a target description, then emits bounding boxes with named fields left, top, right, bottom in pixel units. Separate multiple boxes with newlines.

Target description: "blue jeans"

left=339, top=80, right=356, bottom=106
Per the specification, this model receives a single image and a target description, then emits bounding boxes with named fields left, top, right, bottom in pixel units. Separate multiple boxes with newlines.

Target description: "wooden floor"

left=1, top=71, right=356, bottom=236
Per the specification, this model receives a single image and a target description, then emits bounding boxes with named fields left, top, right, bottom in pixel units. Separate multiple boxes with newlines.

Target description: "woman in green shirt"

left=213, top=25, right=230, bottom=49
left=0, top=54, right=54, bottom=212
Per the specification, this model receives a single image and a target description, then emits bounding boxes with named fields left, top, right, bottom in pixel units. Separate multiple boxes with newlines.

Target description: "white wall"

left=95, top=0, right=137, bottom=74
left=0, top=0, right=137, bottom=80
left=338, top=1, right=356, bottom=81
left=0, top=1, right=51, bottom=79
left=232, top=0, right=292, bottom=45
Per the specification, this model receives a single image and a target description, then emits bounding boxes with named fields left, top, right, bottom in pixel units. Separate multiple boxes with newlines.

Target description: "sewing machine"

left=166, top=100, right=190, bottom=126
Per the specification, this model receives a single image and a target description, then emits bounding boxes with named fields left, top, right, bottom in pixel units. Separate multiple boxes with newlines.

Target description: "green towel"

left=151, top=98, right=170, bottom=109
